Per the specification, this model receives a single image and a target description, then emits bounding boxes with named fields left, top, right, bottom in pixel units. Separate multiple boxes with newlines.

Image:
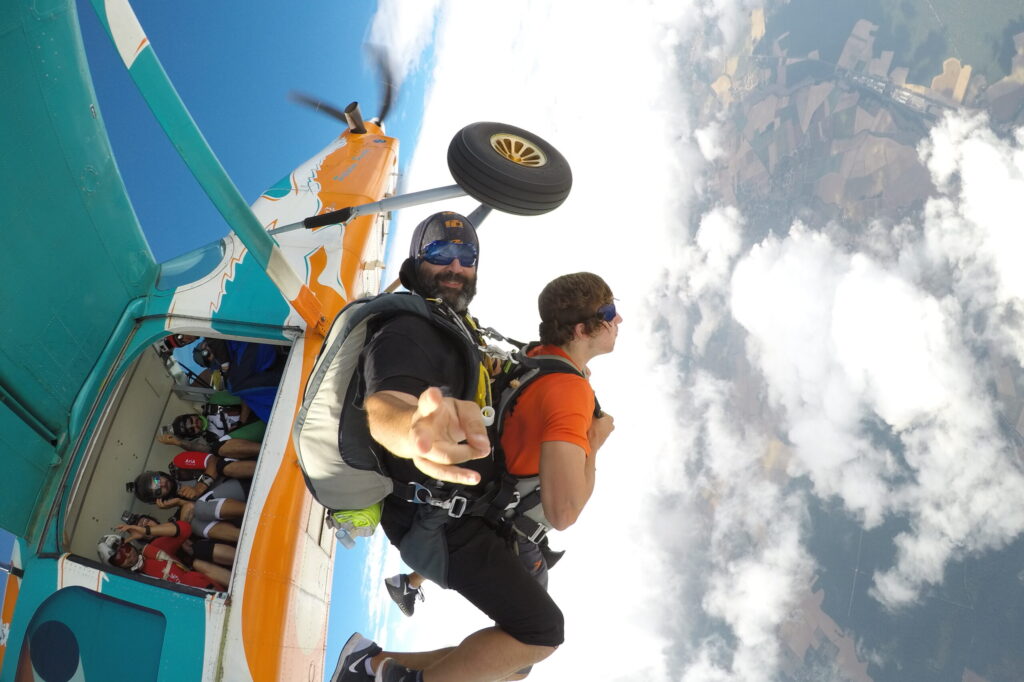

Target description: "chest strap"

left=390, top=475, right=550, bottom=544
left=391, top=480, right=474, bottom=518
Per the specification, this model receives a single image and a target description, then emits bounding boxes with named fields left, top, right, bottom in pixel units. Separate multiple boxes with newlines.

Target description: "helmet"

left=132, top=471, right=176, bottom=503
left=97, top=534, right=123, bottom=566
left=408, top=212, right=478, bottom=261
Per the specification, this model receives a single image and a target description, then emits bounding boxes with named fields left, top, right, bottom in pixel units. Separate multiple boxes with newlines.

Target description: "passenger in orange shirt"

left=499, top=272, right=618, bottom=588
left=382, top=272, right=619, bottom=620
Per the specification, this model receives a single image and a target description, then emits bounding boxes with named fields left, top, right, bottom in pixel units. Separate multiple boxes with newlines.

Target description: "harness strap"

left=472, top=475, right=522, bottom=527
left=510, top=513, right=549, bottom=544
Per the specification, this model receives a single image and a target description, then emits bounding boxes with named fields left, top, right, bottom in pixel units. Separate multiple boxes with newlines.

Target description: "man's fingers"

left=412, top=387, right=446, bottom=454
left=416, top=386, right=445, bottom=418
left=412, top=456, right=482, bottom=486
left=453, top=400, right=490, bottom=454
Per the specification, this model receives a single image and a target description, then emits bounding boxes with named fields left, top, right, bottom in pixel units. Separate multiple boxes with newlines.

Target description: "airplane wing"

left=0, top=0, right=159, bottom=540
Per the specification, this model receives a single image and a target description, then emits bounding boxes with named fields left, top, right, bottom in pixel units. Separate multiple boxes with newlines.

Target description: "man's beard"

left=422, top=269, right=477, bottom=313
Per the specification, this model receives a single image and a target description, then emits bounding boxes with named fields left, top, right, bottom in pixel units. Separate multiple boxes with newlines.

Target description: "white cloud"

left=675, top=373, right=815, bottom=681
left=368, top=0, right=443, bottom=85
left=919, top=112, right=1024, bottom=363
left=695, top=122, right=726, bottom=162
left=731, top=217, right=1024, bottom=611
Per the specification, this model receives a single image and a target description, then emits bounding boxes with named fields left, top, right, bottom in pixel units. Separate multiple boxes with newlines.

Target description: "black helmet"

left=131, top=471, right=176, bottom=503
left=408, top=211, right=478, bottom=261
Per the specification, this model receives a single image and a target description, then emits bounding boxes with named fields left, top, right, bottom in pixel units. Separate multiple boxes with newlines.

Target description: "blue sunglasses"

left=595, top=302, right=617, bottom=322
left=420, top=240, right=478, bottom=267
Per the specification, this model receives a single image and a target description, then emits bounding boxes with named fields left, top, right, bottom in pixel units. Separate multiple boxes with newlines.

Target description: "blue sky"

left=72, top=0, right=432, bottom=675
left=76, top=0, right=428, bottom=263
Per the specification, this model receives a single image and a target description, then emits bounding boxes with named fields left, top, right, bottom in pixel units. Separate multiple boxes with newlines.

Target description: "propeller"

left=289, top=44, right=396, bottom=129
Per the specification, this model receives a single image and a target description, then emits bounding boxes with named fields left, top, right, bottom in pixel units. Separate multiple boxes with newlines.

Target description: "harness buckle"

left=408, top=483, right=468, bottom=518
left=526, top=524, right=548, bottom=544
left=409, top=482, right=434, bottom=505
left=446, top=495, right=468, bottom=519
left=504, top=490, right=521, bottom=512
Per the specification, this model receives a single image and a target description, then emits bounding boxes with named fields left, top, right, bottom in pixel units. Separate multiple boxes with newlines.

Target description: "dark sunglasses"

left=595, top=302, right=617, bottom=323
left=420, top=240, right=478, bottom=267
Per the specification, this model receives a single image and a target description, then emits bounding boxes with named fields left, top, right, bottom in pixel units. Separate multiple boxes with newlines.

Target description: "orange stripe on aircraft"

left=239, top=126, right=397, bottom=680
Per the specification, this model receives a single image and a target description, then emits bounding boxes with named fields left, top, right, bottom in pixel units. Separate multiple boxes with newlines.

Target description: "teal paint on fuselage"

left=20, top=587, right=165, bottom=680
left=211, top=250, right=292, bottom=341
left=263, top=174, right=293, bottom=199
left=0, top=0, right=158, bottom=540
left=0, top=553, right=207, bottom=682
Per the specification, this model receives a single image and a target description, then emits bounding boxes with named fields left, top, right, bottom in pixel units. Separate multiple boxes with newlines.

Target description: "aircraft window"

left=156, top=239, right=227, bottom=290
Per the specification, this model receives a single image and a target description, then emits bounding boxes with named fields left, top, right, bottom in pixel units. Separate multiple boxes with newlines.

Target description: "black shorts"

left=444, top=517, right=564, bottom=648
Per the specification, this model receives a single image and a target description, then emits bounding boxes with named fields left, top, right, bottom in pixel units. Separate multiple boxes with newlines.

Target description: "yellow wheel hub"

left=490, top=133, right=547, bottom=167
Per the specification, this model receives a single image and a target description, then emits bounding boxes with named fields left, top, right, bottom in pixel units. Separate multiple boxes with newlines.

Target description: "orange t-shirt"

left=500, top=345, right=595, bottom=477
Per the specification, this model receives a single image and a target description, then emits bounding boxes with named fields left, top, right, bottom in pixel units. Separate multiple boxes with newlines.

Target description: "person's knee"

left=505, top=604, right=564, bottom=649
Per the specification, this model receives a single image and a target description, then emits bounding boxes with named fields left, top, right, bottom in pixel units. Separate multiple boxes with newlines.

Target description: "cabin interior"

left=61, top=334, right=299, bottom=590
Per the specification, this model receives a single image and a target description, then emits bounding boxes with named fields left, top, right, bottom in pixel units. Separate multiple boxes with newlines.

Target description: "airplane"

left=0, top=0, right=570, bottom=680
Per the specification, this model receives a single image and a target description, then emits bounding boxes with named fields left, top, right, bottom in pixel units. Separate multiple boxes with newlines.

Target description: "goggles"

left=595, top=302, right=618, bottom=323
left=420, top=240, right=478, bottom=267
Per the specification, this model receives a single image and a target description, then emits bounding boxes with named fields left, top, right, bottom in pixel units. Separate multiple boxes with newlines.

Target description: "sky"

left=75, top=0, right=429, bottom=263
left=18, top=0, right=1024, bottom=681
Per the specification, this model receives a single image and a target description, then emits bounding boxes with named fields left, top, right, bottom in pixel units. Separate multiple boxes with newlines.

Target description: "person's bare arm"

left=116, top=521, right=180, bottom=541
left=538, top=442, right=595, bottom=531
left=538, top=412, right=614, bottom=531
left=365, top=387, right=490, bottom=485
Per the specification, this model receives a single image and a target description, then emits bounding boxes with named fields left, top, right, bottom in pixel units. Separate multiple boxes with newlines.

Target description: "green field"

left=760, top=0, right=1024, bottom=84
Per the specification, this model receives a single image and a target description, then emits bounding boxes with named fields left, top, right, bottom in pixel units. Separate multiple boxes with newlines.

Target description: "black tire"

left=447, top=122, right=572, bottom=216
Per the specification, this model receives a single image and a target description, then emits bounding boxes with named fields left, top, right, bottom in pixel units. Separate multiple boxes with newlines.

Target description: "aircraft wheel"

left=447, top=122, right=572, bottom=216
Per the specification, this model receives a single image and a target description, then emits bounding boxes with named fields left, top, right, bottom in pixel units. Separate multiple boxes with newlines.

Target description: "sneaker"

left=384, top=573, right=424, bottom=617
left=330, top=632, right=382, bottom=682
left=375, top=658, right=421, bottom=682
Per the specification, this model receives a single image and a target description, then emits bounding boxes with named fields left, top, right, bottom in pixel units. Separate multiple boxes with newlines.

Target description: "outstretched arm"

left=116, top=521, right=181, bottom=542
left=365, top=386, right=490, bottom=485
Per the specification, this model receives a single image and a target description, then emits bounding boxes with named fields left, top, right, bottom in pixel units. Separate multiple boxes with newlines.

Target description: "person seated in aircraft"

left=155, top=496, right=246, bottom=544
left=97, top=521, right=229, bottom=590
left=121, top=516, right=237, bottom=569
left=130, top=469, right=249, bottom=543
left=158, top=409, right=263, bottom=459
left=118, top=517, right=237, bottom=569
left=166, top=451, right=257, bottom=490
left=192, top=338, right=287, bottom=423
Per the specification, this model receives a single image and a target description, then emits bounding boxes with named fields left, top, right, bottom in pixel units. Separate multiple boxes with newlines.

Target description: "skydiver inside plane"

left=129, top=468, right=249, bottom=544
left=97, top=520, right=229, bottom=590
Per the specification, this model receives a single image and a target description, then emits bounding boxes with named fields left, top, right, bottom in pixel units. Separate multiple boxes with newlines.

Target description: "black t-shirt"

left=361, top=313, right=497, bottom=490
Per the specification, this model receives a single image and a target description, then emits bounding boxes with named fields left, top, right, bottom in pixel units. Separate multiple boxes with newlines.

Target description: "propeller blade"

left=288, top=91, right=350, bottom=125
left=365, top=44, right=396, bottom=125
